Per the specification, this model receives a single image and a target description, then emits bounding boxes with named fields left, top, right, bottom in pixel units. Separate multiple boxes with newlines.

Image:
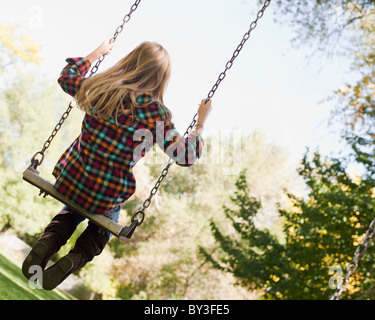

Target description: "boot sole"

left=42, top=256, right=74, bottom=291
left=22, top=241, right=49, bottom=280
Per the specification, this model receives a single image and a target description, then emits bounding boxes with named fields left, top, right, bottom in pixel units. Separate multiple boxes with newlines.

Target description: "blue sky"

left=2, top=0, right=355, bottom=167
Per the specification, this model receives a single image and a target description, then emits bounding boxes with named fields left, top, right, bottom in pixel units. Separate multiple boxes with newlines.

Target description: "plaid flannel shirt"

left=53, top=57, right=204, bottom=214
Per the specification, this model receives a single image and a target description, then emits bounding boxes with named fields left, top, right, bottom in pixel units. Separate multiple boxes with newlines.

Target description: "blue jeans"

left=61, top=205, right=121, bottom=238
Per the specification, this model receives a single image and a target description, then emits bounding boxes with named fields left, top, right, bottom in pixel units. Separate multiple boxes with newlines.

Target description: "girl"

left=22, top=40, right=212, bottom=290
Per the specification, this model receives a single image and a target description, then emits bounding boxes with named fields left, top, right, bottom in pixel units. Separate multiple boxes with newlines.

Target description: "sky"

left=1, top=0, right=356, bottom=168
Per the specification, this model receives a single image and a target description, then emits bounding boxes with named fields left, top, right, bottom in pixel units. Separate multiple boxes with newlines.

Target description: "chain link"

left=30, top=0, right=143, bottom=169
left=31, top=101, right=75, bottom=168
left=88, top=0, right=142, bottom=78
left=205, top=0, right=271, bottom=103
left=135, top=0, right=272, bottom=224
left=330, top=218, right=375, bottom=300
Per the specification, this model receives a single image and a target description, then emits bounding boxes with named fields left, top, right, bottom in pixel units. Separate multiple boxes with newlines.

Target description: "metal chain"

left=177, top=0, right=272, bottom=142
left=30, top=0, right=142, bottom=169
left=205, top=0, right=271, bottom=103
left=133, top=0, right=272, bottom=226
left=331, top=218, right=375, bottom=300
left=89, top=0, right=142, bottom=77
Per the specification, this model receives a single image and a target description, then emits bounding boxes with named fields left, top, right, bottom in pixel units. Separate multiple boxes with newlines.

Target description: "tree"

left=0, top=24, right=41, bottom=75
left=201, top=171, right=288, bottom=297
left=271, top=0, right=375, bottom=56
left=0, top=25, right=82, bottom=236
left=202, top=152, right=375, bottom=299
left=269, top=0, right=375, bottom=140
left=281, top=151, right=375, bottom=300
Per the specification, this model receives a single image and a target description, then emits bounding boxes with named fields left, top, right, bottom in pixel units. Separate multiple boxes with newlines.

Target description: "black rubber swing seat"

left=22, top=166, right=135, bottom=238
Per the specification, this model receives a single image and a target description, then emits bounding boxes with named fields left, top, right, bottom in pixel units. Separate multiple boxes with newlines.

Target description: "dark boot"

left=22, top=209, right=79, bottom=281
left=42, top=223, right=109, bottom=290
left=21, top=240, right=49, bottom=281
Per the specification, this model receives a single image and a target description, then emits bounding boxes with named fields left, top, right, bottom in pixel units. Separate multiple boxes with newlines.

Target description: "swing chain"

left=89, top=0, right=142, bottom=77
left=112, top=0, right=142, bottom=42
left=184, top=1, right=271, bottom=137
left=31, top=102, right=75, bottom=169
left=205, top=0, right=271, bottom=103
left=130, top=0, right=272, bottom=229
left=331, top=218, right=375, bottom=300
left=134, top=159, right=175, bottom=217
left=29, top=0, right=143, bottom=170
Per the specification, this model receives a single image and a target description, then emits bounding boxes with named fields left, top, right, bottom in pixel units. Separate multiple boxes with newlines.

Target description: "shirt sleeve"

left=57, top=57, right=91, bottom=97
left=156, top=120, right=204, bottom=167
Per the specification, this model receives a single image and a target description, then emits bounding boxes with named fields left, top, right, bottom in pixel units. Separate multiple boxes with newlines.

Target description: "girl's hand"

left=98, top=39, right=115, bottom=56
left=197, top=99, right=213, bottom=127
left=86, top=39, right=115, bottom=64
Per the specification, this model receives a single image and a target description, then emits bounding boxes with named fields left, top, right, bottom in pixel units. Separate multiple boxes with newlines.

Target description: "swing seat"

left=22, top=167, right=135, bottom=239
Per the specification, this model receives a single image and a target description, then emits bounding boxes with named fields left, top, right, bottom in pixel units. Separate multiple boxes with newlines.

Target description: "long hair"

left=75, top=41, right=172, bottom=123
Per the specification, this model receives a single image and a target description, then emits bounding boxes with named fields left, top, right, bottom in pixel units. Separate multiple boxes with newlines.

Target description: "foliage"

left=271, top=0, right=375, bottom=56
left=0, top=27, right=66, bottom=236
left=269, top=0, right=375, bottom=141
left=109, top=131, right=296, bottom=300
left=78, top=249, right=118, bottom=299
left=0, top=24, right=41, bottom=75
left=203, top=152, right=375, bottom=299
left=324, top=6, right=375, bottom=146
left=202, top=0, right=375, bottom=300
left=0, top=71, right=84, bottom=236
left=334, top=71, right=375, bottom=137
left=282, top=151, right=375, bottom=300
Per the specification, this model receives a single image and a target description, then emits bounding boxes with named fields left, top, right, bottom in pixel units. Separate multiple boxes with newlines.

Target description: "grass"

left=0, top=251, right=72, bottom=300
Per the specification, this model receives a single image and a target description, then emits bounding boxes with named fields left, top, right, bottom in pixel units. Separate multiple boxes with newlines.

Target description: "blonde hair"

left=75, top=41, right=172, bottom=123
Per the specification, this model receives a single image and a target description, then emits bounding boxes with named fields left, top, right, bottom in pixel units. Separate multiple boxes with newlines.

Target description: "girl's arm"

left=85, top=40, right=115, bottom=64
left=57, top=58, right=91, bottom=97
left=58, top=40, right=115, bottom=97
left=156, top=100, right=212, bottom=167
left=157, top=123, right=204, bottom=167
left=195, top=99, right=212, bottom=134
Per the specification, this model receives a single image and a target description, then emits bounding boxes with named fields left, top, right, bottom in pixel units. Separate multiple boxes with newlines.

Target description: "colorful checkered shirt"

left=53, top=57, right=204, bottom=214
